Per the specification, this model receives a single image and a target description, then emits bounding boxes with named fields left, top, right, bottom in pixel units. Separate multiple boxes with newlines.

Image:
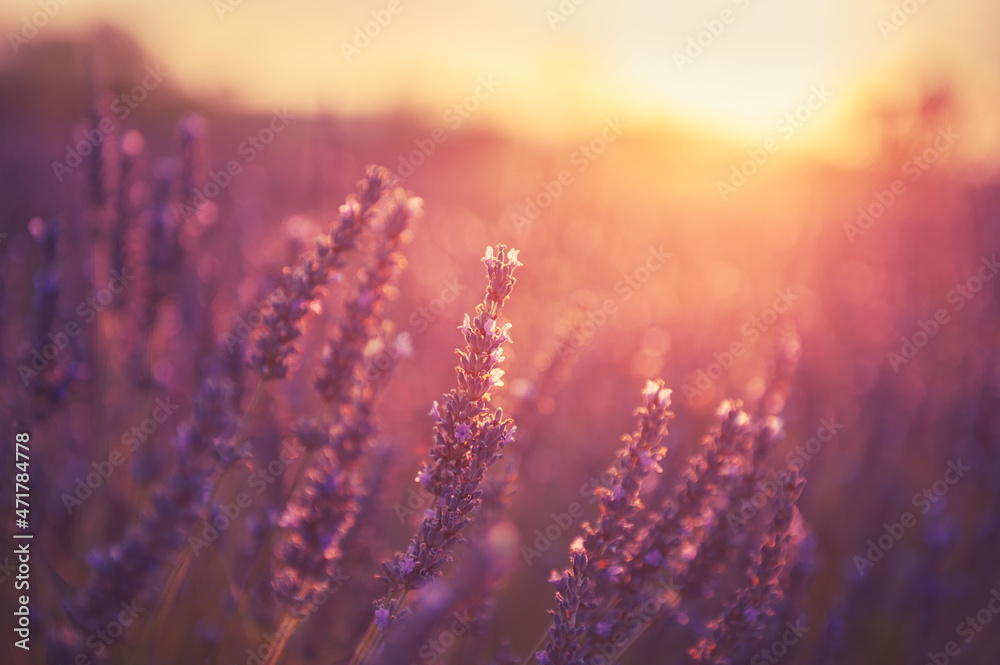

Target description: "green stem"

left=348, top=588, right=410, bottom=665
left=232, top=381, right=265, bottom=448
left=128, top=476, right=224, bottom=665
left=129, top=380, right=266, bottom=665
left=520, top=623, right=550, bottom=665
left=221, top=448, right=316, bottom=647
left=261, top=614, right=300, bottom=665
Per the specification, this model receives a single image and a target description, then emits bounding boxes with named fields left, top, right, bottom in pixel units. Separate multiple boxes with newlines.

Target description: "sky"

left=1, top=0, right=998, bottom=152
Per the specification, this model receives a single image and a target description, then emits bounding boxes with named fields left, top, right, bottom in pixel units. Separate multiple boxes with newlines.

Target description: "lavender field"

left=2, top=4, right=1000, bottom=665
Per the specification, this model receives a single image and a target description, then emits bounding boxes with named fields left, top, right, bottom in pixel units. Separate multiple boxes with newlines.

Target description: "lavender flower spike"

left=250, top=165, right=395, bottom=380
left=538, top=379, right=673, bottom=665
left=380, top=245, right=521, bottom=593
left=689, top=468, right=806, bottom=664
left=272, top=184, right=421, bottom=618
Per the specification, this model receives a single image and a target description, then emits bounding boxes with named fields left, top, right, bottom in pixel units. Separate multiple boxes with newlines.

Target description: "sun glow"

left=0, top=0, right=995, bottom=157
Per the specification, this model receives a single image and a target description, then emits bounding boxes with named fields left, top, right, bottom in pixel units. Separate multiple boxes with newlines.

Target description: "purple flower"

left=375, top=607, right=391, bottom=631
left=607, top=402, right=756, bottom=643
left=251, top=166, right=402, bottom=380
left=69, top=380, right=235, bottom=638
left=539, top=379, right=672, bottom=663
left=270, top=169, right=421, bottom=622
left=689, top=470, right=805, bottom=663
left=379, top=245, right=521, bottom=599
